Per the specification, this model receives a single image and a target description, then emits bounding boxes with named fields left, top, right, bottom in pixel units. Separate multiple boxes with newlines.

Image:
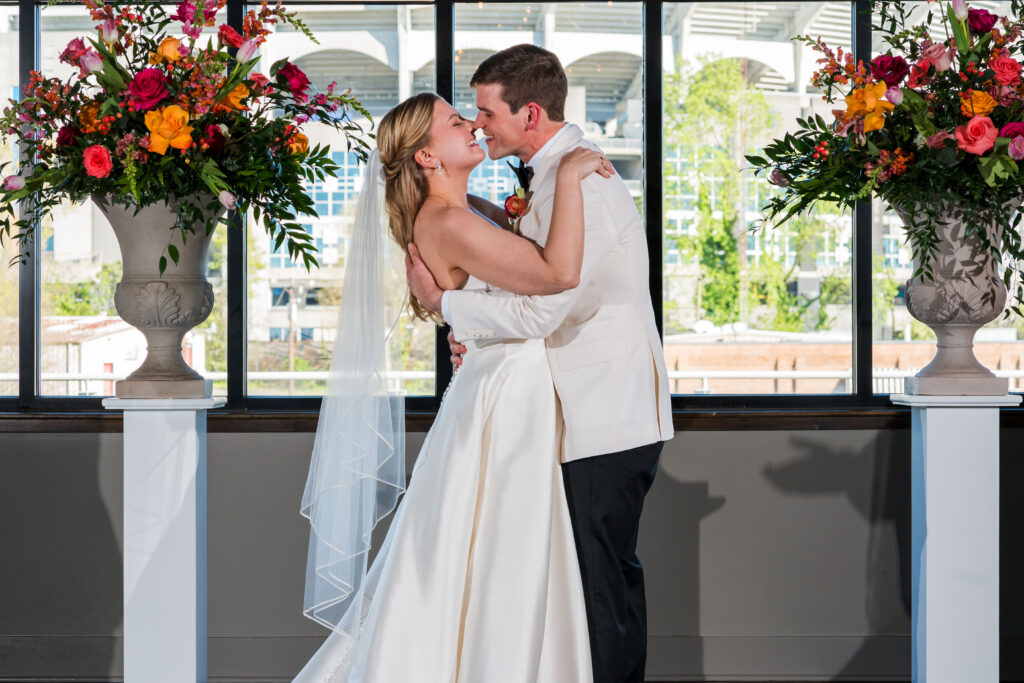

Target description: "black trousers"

left=561, top=441, right=663, bottom=683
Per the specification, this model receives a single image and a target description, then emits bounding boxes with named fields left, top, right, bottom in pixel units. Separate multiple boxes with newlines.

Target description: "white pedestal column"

left=890, top=393, right=1020, bottom=683
left=103, top=397, right=226, bottom=683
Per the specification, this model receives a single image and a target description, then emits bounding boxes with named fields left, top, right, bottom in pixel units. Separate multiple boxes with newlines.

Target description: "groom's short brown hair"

left=470, top=44, right=568, bottom=122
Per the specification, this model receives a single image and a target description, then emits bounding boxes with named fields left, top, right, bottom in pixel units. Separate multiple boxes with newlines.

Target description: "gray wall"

left=1, top=426, right=1018, bottom=681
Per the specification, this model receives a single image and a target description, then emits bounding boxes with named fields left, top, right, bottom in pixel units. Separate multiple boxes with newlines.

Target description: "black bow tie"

left=508, top=160, right=534, bottom=192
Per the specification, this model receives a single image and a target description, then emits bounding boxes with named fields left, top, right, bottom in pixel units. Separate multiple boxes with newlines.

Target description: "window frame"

left=1, top=0, right=900, bottom=414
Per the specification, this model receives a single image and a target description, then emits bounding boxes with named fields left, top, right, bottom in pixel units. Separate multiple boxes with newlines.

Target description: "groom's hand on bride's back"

left=448, top=331, right=466, bottom=370
left=405, top=243, right=444, bottom=314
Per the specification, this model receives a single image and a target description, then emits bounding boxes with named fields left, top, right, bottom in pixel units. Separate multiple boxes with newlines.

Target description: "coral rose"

left=144, top=105, right=193, bottom=155
left=960, top=89, right=998, bottom=117
left=504, top=194, right=526, bottom=219
left=128, top=68, right=169, bottom=110
left=83, top=145, right=113, bottom=178
left=991, top=56, right=1023, bottom=85
left=955, top=115, right=998, bottom=154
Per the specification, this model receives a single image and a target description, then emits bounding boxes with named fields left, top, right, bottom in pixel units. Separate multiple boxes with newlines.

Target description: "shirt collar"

left=525, top=123, right=570, bottom=170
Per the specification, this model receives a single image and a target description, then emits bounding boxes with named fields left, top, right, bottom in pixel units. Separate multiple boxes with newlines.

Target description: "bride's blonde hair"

left=377, top=92, right=442, bottom=323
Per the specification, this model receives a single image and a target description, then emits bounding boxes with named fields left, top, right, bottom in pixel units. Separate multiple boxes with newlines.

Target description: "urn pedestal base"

left=904, top=375, right=1008, bottom=395
left=116, top=378, right=213, bottom=399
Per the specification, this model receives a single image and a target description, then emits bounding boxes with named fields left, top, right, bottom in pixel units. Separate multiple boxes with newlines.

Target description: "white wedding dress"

left=294, top=274, right=593, bottom=683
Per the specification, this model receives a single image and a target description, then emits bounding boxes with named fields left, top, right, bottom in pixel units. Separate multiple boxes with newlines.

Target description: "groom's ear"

left=523, top=102, right=543, bottom=131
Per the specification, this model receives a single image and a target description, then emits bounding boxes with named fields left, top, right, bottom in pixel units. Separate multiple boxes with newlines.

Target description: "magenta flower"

left=127, top=68, right=169, bottom=110
left=59, top=37, right=87, bottom=65
left=968, top=8, right=998, bottom=34
left=277, top=62, right=311, bottom=102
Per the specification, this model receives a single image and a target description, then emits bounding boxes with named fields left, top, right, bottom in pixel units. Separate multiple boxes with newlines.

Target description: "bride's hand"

left=557, top=147, right=615, bottom=182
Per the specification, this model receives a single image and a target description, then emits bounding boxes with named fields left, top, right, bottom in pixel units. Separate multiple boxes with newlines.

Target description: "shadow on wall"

left=639, top=462, right=725, bottom=678
left=764, top=431, right=912, bottom=680
left=0, top=434, right=124, bottom=679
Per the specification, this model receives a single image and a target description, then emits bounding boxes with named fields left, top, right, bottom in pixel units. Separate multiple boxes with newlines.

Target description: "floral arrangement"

left=0, top=0, right=371, bottom=271
left=747, top=0, right=1024, bottom=312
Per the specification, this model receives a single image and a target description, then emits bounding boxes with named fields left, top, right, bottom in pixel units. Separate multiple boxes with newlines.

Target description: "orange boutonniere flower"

left=215, top=82, right=249, bottom=112
left=504, top=187, right=529, bottom=223
left=960, top=89, right=998, bottom=117
left=149, top=37, right=183, bottom=64
left=286, top=131, right=309, bottom=155
left=144, top=104, right=193, bottom=154
left=78, top=101, right=101, bottom=133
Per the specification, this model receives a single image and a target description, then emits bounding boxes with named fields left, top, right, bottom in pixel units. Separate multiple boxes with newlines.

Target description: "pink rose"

left=2, top=174, right=25, bottom=191
left=1009, top=136, right=1024, bottom=161
left=249, top=72, right=270, bottom=95
left=926, top=130, right=956, bottom=148
left=277, top=62, right=311, bottom=102
left=991, top=56, right=1022, bottom=85
left=83, top=145, right=113, bottom=178
left=59, top=37, right=87, bottom=65
left=218, top=190, right=236, bottom=210
left=885, top=86, right=903, bottom=105
left=78, top=49, right=103, bottom=77
left=955, top=115, right=998, bottom=154
left=236, top=39, right=258, bottom=63
left=127, top=68, right=169, bottom=110
left=921, top=42, right=954, bottom=72
left=1000, top=122, right=1024, bottom=138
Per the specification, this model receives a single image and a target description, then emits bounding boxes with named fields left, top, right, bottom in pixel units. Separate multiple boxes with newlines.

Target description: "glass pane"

left=662, top=2, right=854, bottom=395
left=246, top=5, right=436, bottom=396
left=869, top=1, right=1022, bottom=394
left=0, top=6, right=17, bottom=396
left=37, top=4, right=227, bottom=397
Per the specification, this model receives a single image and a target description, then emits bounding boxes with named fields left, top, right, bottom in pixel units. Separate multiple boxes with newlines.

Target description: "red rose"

left=128, top=68, right=169, bottom=110
left=907, top=58, right=934, bottom=89
left=204, top=124, right=227, bottom=154
left=277, top=62, right=311, bottom=102
left=991, top=56, right=1022, bottom=85
left=60, top=37, right=87, bottom=65
left=83, top=145, right=113, bottom=178
left=870, top=55, right=909, bottom=87
left=504, top=194, right=526, bottom=219
left=56, top=125, right=79, bottom=148
left=217, top=24, right=243, bottom=48
left=968, top=8, right=998, bottom=34
left=1000, top=122, right=1024, bottom=138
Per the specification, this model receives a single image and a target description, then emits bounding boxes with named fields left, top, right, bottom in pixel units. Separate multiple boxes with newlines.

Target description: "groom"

left=407, top=44, right=673, bottom=683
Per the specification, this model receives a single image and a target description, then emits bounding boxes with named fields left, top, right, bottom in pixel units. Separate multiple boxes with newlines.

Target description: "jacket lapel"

left=517, top=124, right=585, bottom=242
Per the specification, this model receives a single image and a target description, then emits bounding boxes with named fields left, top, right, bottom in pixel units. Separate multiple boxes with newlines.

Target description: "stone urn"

left=894, top=203, right=1008, bottom=395
left=95, top=195, right=224, bottom=399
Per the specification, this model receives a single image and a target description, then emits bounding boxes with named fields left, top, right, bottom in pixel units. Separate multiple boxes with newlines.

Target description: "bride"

left=294, top=91, right=614, bottom=682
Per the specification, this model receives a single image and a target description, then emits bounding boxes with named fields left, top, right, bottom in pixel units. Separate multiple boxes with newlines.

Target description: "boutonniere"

left=504, top=186, right=528, bottom=220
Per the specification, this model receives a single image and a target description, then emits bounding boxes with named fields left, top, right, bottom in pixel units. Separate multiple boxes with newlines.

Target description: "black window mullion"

left=17, top=0, right=36, bottom=409
left=226, top=0, right=246, bottom=409
left=852, top=0, right=873, bottom=399
left=644, top=0, right=663, bottom=338
left=433, top=0, right=455, bottom=405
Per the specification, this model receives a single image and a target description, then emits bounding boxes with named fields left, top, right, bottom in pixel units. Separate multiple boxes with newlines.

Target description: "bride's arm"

left=427, top=148, right=611, bottom=296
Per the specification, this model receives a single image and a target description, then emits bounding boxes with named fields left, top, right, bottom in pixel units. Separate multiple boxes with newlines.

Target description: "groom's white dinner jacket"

left=443, top=123, right=673, bottom=462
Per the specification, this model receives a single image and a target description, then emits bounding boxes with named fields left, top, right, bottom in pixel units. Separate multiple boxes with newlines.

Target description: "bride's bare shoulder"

left=415, top=205, right=484, bottom=242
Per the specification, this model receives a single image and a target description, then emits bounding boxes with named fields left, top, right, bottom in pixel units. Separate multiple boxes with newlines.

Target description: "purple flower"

left=885, top=86, right=904, bottom=105
left=768, top=169, right=790, bottom=187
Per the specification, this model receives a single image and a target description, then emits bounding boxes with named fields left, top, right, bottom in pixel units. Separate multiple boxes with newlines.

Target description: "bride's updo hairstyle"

left=377, top=91, right=442, bottom=322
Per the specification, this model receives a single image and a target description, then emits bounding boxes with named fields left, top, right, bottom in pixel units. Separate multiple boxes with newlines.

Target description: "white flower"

left=237, top=39, right=258, bottom=63
left=2, top=174, right=25, bottom=191
left=952, top=0, right=969, bottom=21
left=100, top=19, right=117, bottom=43
left=217, top=123, right=229, bottom=138
left=218, top=190, right=236, bottom=210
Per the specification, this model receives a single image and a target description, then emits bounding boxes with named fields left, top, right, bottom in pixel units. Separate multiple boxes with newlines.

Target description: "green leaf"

left=168, top=244, right=179, bottom=265
left=159, top=256, right=167, bottom=275
left=948, top=4, right=970, bottom=56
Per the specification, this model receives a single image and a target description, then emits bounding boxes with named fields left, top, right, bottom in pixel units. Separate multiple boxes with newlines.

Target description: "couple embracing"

left=295, top=44, right=673, bottom=683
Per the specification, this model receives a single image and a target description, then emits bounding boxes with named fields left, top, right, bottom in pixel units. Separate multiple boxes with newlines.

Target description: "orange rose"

left=960, top=89, right=998, bottom=117
left=286, top=132, right=309, bottom=155
left=78, top=101, right=101, bottom=133
left=149, top=37, right=183, bottom=65
left=215, top=82, right=249, bottom=112
left=144, top=105, right=193, bottom=155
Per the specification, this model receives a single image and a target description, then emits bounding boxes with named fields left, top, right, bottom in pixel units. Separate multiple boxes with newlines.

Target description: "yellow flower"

left=960, top=90, right=998, bottom=117
left=145, top=105, right=193, bottom=155
left=215, top=82, right=249, bottom=112
left=845, top=82, right=894, bottom=131
left=149, top=37, right=183, bottom=64
left=78, top=102, right=101, bottom=133
left=287, top=132, right=309, bottom=155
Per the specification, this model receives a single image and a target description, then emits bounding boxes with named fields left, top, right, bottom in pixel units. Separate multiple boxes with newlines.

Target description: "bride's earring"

left=435, top=161, right=443, bottom=176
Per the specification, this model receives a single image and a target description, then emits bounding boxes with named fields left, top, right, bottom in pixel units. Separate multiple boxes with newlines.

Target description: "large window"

left=5, top=0, right=1015, bottom=410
